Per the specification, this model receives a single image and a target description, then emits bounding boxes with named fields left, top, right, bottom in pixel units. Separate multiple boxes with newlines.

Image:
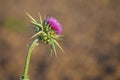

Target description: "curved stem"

left=21, top=39, right=39, bottom=80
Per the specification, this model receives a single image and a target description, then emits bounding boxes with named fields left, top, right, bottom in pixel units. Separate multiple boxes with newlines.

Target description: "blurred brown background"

left=0, top=0, right=120, bottom=80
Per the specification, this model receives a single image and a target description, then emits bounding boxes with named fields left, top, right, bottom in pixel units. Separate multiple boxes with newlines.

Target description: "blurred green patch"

left=3, top=17, right=27, bottom=32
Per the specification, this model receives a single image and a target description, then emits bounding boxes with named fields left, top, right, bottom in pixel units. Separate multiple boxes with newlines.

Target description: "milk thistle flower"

left=20, top=12, right=64, bottom=80
left=45, top=17, right=62, bottom=34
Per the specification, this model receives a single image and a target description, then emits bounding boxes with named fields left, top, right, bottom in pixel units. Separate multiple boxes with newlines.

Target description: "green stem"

left=21, top=39, right=39, bottom=80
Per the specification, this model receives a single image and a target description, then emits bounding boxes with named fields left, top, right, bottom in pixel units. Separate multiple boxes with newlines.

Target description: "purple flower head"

left=45, top=17, right=62, bottom=34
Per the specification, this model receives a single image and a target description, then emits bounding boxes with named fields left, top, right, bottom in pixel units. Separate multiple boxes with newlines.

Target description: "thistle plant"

left=20, top=13, right=64, bottom=80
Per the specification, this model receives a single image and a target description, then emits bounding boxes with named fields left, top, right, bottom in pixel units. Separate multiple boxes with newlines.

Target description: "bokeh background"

left=0, top=0, right=120, bottom=80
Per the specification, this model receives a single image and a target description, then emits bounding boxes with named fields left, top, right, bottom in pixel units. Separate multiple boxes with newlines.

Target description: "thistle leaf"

left=53, top=40, right=64, bottom=53
left=56, top=35, right=64, bottom=38
left=25, top=12, right=36, bottom=22
left=54, top=35, right=64, bottom=40
left=38, top=12, right=43, bottom=24
left=50, top=49, right=53, bottom=56
left=31, top=31, right=43, bottom=38
left=32, top=21, right=43, bottom=30
left=50, top=40, right=57, bottom=56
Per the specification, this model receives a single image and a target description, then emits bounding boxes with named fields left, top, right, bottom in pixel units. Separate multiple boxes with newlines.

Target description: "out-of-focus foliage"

left=3, top=17, right=26, bottom=32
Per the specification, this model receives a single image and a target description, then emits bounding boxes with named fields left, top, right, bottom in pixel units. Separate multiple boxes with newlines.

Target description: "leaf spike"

left=25, top=12, right=36, bottom=22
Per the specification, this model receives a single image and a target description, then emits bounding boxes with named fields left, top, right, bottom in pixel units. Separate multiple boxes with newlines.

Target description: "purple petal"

left=45, top=17, right=62, bottom=34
